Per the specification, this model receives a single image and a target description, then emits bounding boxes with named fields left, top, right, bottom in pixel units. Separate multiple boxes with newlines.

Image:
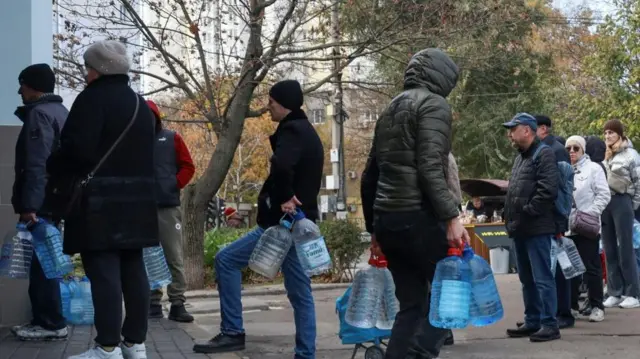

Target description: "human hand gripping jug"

left=462, top=245, right=504, bottom=327
left=429, top=247, right=471, bottom=329
left=288, top=210, right=332, bottom=277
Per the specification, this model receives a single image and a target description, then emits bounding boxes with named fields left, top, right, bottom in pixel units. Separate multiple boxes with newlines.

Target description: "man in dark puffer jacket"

left=503, top=113, right=560, bottom=343
left=361, top=48, right=469, bottom=359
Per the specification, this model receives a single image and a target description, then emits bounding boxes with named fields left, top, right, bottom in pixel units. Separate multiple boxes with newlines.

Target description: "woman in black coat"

left=47, top=40, right=158, bottom=359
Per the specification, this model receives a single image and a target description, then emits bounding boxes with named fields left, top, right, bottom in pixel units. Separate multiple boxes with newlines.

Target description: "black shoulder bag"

left=52, top=95, right=140, bottom=218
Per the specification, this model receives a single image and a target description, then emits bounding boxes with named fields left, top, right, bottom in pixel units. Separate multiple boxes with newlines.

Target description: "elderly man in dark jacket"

left=194, top=80, right=324, bottom=359
left=11, top=63, right=69, bottom=341
left=503, top=113, right=560, bottom=343
left=47, top=40, right=158, bottom=359
left=360, top=48, right=469, bottom=359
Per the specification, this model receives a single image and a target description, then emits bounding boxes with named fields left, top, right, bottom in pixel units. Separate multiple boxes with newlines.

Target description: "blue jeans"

left=215, top=227, right=316, bottom=359
left=514, top=235, right=558, bottom=329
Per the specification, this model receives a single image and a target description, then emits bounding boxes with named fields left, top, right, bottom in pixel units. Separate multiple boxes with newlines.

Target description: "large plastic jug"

left=633, top=220, right=640, bottom=249
left=70, top=276, right=94, bottom=325
left=31, top=220, right=73, bottom=279
left=59, top=278, right=72, bottom=320
left=248, top=221, right=293, bottom=279
left=375, top=256, right=399, bottom=330
left=0, top=224, right=33, bottom=279
left=345, top=254, right=384, bottom=329
left=143, top=246, right=172, bottom=290
left=462, top=246, right=504, bottom=327
left=289, top=211, right=332, bottom=277
left=429, top=247, right=471, bottom=329
left=556, top=236, right=586, bottom=279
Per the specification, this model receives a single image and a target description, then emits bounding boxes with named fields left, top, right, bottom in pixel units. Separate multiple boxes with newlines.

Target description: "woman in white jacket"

left=565, top=136, right=611, bottom=322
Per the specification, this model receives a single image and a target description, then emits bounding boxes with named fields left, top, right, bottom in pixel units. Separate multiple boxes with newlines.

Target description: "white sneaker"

left=10, top=323, right=33, bottom=336
left=121, top=343, right=147, bottom=359
left=17, top=325, right=68, bottom=341
left=619, top=297, right=640, bottom=309
left=589, top=308, right=605, bottom=322
left=67, top=346, right=124, bottom=359
left=603, top=296, right=624, bottom=308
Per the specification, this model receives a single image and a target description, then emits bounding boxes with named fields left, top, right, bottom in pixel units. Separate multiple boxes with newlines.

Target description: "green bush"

left=204, top=227, right=251, bottom=266
left=319, top=220, right=368, bottom=282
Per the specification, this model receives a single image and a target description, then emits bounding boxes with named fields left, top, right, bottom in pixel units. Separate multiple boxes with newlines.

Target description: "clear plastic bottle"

left=556, top=236, right=586, bottom=279
left=290, top=211, right=331, bottom=277
left=345, top=255, right=384, bottom=329
left=462, top=246, right=504, bottom=327
left=0, top=224, right=33, bottom=279
left=429, top=247, right=471, bottom=329
left=70, top=276, right=94, bottom=325
left=143, top=245, right=173, bottom=290
left=59, top=278, right=72, bottom=321
left=633, top=220, right=640, bottom=249
left=375, top=256, right=398, bottom=330
left=31, top=220, right=73, bottom=279
left=248, top=225, right=293, bottom=279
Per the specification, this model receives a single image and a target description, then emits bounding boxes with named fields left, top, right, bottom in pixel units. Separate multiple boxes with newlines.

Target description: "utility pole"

left=331, top=0, right=347, bottom=216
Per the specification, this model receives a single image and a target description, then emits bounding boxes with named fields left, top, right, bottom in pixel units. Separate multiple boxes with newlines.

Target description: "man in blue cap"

left=502, top=113, right=561, bottom=343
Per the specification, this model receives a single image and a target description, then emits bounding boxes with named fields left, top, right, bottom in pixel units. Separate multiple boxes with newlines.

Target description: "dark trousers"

left=81, top=249, right=150, bottom=347
left=602, top=194, right=640, bottom=298
left=514, top=235, right=558, bottom=329
left=375, top=210, right=449, bottom=359
left=570, top=235, right=604, bottom=310
left=555, top=263, right=574, bottom=322
left=29, top=255, right=66, bottom=330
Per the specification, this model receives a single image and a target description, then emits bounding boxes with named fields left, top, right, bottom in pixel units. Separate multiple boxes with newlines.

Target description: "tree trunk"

left=182, top=184, right=206, bottom=290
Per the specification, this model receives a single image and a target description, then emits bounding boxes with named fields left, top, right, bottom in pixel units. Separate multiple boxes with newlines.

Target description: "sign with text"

left=473, top=224, right=511, bottom=248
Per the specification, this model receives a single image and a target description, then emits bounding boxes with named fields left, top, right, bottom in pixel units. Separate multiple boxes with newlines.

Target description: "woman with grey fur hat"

left=47, top=40, right=158, bottom=359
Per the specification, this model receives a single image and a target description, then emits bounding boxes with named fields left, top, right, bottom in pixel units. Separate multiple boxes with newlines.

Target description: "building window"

left=362, top=109, right=377, bottom=123
left=311, top=109, right=326, bottom=124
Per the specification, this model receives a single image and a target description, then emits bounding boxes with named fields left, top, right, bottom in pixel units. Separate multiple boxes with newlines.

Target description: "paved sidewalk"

left=0, top=319, right=240, bottom=359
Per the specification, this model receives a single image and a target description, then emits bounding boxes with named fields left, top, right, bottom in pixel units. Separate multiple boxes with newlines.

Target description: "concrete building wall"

left=0, top=0, right=53, bottom=327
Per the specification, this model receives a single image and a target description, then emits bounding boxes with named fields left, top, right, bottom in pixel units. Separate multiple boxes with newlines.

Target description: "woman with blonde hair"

left=601, top=119, right=640, bottom=309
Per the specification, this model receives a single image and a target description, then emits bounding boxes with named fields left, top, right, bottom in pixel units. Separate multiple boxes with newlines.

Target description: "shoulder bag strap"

left=84, top=94, right=141, bottom=183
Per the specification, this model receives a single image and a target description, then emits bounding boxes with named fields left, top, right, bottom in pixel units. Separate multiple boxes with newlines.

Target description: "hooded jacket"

left=361, top=49, right=460, bottom=232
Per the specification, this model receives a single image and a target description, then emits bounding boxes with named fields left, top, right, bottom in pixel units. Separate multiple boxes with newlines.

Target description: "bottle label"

left=557, top=251, right=572, bottom=270
left=299, top=237, right=330, bottom=268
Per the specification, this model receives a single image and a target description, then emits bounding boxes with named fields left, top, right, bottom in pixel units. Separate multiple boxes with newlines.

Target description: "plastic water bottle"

left=143, top=246, right=172, bottom=290
left=462, top=246, right=504, bottom=327
left=375, top=256, right=398, bottom=330
left=556, top=237, right=586, bottom=279
left=345, top=255, right=384, bottom=329
left=31, top=220, right=73, bottom=279
left=71, top=276, right=94, bottom=325
left=0, top=224, right=33, bottom=279
left=429, top=247, right=471, bottom=329
left=249, top=224, right=293, bottom=279
left=290, top=211, right=331, bottom=277
left=59, top=278, right=72, bottom=320
left=633, top=220, right=640, bottom=249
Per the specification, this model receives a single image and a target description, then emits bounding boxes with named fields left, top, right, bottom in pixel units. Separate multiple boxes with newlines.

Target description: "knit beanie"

left=83, top=40, right=131, bottom=75
left=603, top=119, right=625, bottom=138
left=18, top=64, right=55, bottom=93
left=565, top=135, right=586, bottom=153
left=269, top=80, right=304, bottom=110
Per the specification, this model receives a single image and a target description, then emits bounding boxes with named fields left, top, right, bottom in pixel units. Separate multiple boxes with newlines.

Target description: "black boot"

left=168, top=304, right=194, bottom=323
left=529, top=327, right=561, bottom=342
left=507, top=324, right=540, bottom=338
left=444, top=330, right=454, bottom=346
left=193, top=333, right=246, bottom=354
left=149, top=304, right=163, bottom=319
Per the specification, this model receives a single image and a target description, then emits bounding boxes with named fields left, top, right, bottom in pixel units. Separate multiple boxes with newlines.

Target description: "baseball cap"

left=503, top=113, right=537, bottom=131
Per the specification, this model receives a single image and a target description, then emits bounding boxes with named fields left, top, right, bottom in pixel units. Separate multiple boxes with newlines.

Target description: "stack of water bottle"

left=344, top=254, right=398, bottom=330
left=249, top=210, right=331, bottom=279
left=429, top=245, right=504, bottom=329
left=59, top=276, right=95, bottom=325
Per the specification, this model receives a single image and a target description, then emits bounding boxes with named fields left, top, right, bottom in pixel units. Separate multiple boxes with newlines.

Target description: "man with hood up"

left=361, top=48, right=469, bottom=359
left=146, top=100, right=196, bottom=323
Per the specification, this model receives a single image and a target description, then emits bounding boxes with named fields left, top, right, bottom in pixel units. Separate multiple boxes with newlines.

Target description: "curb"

left=185, top=282, right=351, bottom=300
